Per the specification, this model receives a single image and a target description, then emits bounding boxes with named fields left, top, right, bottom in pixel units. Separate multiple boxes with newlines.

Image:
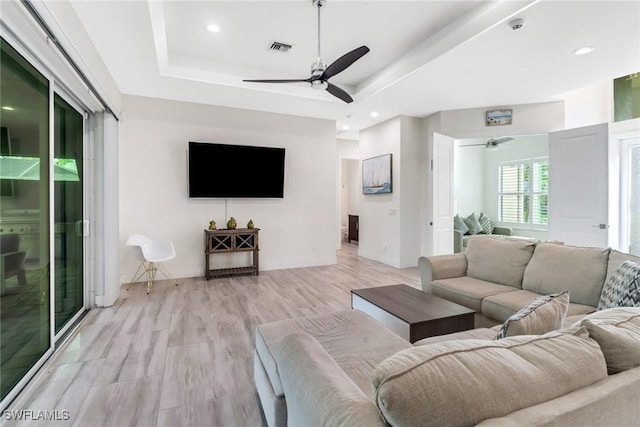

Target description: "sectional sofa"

left=255, top=306, right=640, bottom=426
left=418, top=236, right=640, bottom=323
left=254, top=237, right=640, bottom=426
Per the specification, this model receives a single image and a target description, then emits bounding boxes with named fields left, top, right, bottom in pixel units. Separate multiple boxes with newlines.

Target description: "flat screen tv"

left=188, top=141, right=285, bottom=198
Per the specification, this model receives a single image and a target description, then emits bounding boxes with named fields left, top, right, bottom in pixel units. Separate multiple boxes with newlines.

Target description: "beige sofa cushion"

left=431, top=276, right=518, bottom=311
left=413, top=327, right=497, bottom=346
left=371, top=330, right=607, bottom=427
left=482, top=289, right=595, bottom=322
left=495, top=291, right=569, bottom=339
left=273, top=332, right=386, bottom=427
left=477, top=366, right=640, bottom=427
left=574, top=307, right=640, bottom=374
left=522, top=243, right=609, bottom=307
left=466, top=236, right=536, bottom=288
left=255, top=309, right=411, bottom=398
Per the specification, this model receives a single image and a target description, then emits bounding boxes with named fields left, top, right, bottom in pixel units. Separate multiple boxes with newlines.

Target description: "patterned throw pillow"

left=478, top=212, right=494, bottom=234
left=454, top=214, right=469, bottom=235
left=598, top=260, right=640, bottom=310
left=496, top=290, right=570, bottom=339
left=463, top=213, right=483, bottom=235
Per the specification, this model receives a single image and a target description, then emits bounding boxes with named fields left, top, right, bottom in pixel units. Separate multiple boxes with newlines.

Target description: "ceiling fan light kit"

left=243, top=0, right=369, bottom=103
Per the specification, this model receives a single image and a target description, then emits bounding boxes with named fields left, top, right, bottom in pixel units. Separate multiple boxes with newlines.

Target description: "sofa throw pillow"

left=496, top=290, right=570, bottom=339
left=598, top=260, right=640, bottom=310
left=574, top=308, right=640, bottom=374
left=463, top=212, right=483, bottom=235
left=453, top=214, right=469, bottom=235
left=478, top=212, right=494, bottom=234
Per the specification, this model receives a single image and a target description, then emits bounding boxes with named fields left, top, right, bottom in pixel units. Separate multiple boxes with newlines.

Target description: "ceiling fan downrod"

left=311, top=0, right=327, bottom=89
left=242, top=0, right=368, bottom=104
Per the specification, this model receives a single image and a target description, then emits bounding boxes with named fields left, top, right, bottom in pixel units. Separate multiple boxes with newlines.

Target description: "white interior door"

left=432, top=132, right=455, bottom=255
left=548, top=123, right=608, bottom=247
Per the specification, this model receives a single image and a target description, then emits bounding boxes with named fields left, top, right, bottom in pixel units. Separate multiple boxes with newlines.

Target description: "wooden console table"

left=204, top=228, right=259, bottom=279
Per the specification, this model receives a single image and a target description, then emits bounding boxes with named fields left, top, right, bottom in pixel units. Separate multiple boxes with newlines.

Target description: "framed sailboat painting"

left=362, top=153, right=392, bottom=194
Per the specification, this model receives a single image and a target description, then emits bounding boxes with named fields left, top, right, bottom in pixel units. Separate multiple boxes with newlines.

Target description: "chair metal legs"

left=127, top=261, right=178, bottom=294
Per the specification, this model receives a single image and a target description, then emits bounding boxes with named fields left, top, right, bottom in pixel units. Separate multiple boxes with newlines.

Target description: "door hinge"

left=430, top=159, right=433, bottom=171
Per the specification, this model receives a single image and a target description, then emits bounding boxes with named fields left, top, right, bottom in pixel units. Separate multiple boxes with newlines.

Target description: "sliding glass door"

left=53, top=95, right=84, bottom=333
left=0, top=37, right=51, bottom=402
left=1, top=36, right=87, bottom=404
left=621, top=138, right=640, bottom=255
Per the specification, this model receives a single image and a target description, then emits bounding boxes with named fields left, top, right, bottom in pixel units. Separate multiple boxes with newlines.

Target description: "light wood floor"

left=8, top=244, right=420, bottom=426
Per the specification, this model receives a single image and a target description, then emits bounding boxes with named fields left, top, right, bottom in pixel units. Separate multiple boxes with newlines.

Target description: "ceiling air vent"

left=269, top=41, right=293, bottom=53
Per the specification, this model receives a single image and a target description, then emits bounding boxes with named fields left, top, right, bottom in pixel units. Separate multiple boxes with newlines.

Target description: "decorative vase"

left=227, top=217, right=237, bottom=229
left=247, top=219, right=255, bottom=229
left=208, top=220, right=217, bottom=230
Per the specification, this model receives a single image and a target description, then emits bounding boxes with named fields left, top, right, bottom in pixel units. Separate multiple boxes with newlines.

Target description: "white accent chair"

left=126, top=234, right=177, bottom=294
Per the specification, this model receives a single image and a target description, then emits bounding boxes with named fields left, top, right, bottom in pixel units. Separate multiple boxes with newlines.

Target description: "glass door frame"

left=51, top=89, right=90, bottom=342
left=619, top=134, right=640, bottom=255
left=0, top=28, right=92, bottom=410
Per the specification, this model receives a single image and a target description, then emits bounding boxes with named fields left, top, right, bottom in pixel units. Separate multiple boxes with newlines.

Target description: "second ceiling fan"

left=464, top=137, right=514, bottom=150
left=243, top=0, right=369, bottom=103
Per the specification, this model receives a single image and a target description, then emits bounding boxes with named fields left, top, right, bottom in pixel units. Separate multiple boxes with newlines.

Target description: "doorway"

left=453, top=134, right=549, bottom=242
left=340, top=158, right=360, bottom=244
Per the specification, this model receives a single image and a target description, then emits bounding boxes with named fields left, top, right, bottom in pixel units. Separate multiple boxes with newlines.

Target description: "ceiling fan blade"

left=243, top=78, right=311, bottom=83
left=487, top=137, right=514, bottom=144
left=326, top=83, right=353, bottom=103
left=495, top=137, right=514, bottom=144
left=322, top=46, right=370, bottom=80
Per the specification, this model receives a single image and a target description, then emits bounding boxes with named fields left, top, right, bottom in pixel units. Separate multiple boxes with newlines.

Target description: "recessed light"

left=370, top=111, right=379, bottom=118
left=2, top=106, right=14, bottom=111
left=573, top=46, right=594, bottom=56
left=207, top=24, right=221, bottom=33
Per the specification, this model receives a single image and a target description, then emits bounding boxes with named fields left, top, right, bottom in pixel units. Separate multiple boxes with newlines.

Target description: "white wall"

left=453, top=142, right=485, bottom=215
left=358, top=118, right=402, bottom=266
left=27, top=0, right=122, bottom=113
left=119, top=95, right=337, bottom=283
left=358, top=116, right=423, bottom=267
left=562, top=80, right=611, bottom=129
left=440, top=101, right=565, bottom=138
left=399, top=117, right=423, bottom=267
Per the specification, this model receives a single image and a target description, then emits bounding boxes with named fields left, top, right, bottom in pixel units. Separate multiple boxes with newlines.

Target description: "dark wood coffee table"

left=351, top=284, right=476, bottom=343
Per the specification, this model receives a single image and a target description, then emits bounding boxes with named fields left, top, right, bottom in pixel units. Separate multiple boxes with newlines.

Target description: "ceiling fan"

left=242, top=0, right=369, bottom=103
left=464, top=137, right=514, bottom=151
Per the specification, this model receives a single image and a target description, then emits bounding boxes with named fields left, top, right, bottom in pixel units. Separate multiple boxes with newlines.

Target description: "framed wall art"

left=362, top=153, right=392, bottom=194
left=486, top=109, right=513, bottom=126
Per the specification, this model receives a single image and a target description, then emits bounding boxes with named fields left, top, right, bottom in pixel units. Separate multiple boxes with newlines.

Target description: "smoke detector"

left=509, top=18, right=525, bottom=30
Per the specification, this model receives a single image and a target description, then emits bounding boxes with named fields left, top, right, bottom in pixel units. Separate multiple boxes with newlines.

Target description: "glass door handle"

left=76, top=220, right=90, bottom=236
